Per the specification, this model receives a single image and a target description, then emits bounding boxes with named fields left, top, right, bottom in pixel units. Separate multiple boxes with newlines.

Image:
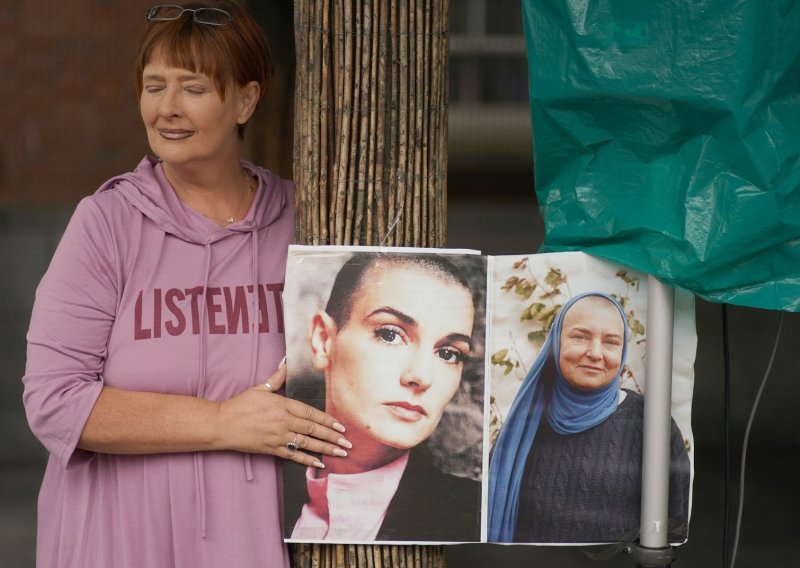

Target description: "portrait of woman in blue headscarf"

left=488, top=291, right=691, bottom=544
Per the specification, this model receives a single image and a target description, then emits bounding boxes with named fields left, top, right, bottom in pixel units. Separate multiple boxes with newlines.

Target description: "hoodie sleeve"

left=23, top=196, right=120, bottom=467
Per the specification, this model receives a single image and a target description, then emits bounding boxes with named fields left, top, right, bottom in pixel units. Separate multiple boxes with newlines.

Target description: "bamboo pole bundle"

left=386, top=0, right=399, bottom=245
left=292, top=1, right=450, bottom=564
left=319, top=0, right=331, bottom=244
left=411, top=0, right=422, bottom=246
left=421, top=0, right=431, bottom=244
left=333, top=0, right=352, bottom=243
left=438, top=1, right=449, bottom=243
left=395, top=0, right=409, bottom=246
left=373, top=0, right=388, bottom=242
left=295, top=0, right=448, bottom=246
left=294, top=0, right=308, bottom=241
left=309, top=0, right=321, bottom=243
left=343, top=0, right=360, bottom=243
left=294, top=0, right=448, bottom=247
left=351, top=0, right=369, bottom=244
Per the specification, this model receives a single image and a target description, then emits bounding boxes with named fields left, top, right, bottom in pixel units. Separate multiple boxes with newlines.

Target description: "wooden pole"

left=292, top=0, right=450, bottom=565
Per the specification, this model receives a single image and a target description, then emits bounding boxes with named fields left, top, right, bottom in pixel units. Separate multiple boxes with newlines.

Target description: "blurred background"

left=1, top=1, right=797, bottom=567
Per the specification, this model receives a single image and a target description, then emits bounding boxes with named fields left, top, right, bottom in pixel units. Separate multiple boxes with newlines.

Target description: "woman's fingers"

left=279, top=432, right=349, bottom=468
left=283, top=401, right=351, bottom=453
left=288, top=452, right=326, bottom=468
left=263, top=364, right=288, bottom=391
left=291, top=431, right=349, bottom=456
left=285, top=398, right=346, bottom=435
left=224, top=379, right=350, bottom=465
left=287, top=419, right=351, bottom=452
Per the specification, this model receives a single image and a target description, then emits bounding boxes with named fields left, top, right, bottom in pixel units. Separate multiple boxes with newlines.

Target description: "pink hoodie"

left=23, top=155, right=292, bottom=568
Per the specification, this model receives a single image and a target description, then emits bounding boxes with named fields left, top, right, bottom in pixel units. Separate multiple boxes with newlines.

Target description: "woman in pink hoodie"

left=22, top=2, right=349, bottom=566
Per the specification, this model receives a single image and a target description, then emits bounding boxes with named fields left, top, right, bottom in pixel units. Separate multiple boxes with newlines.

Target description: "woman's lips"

left=384, top=401, right=427, bottom=420
left=158, top=128, right=193, bottom=140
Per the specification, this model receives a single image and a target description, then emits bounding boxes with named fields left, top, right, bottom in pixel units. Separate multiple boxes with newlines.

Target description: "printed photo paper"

left=282, top=245, right=695, bottom=546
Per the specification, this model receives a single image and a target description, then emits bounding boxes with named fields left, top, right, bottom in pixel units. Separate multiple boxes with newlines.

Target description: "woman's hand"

left=216, top=365, right=351, bottom=468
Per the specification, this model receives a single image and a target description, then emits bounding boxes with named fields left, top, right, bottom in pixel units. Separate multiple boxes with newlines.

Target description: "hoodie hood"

left=96, top=155, right=287, bottom=244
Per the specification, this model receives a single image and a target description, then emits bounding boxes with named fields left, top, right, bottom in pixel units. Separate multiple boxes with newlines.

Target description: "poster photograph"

left=486, top=252, right=695, bottom=545
left=282, top=246, right=695, bottom=546
left=283, top=246, right=487, bottom=544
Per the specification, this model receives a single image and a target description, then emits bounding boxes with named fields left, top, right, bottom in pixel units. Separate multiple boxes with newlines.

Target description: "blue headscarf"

left=487, top=292, right=630, bottom=542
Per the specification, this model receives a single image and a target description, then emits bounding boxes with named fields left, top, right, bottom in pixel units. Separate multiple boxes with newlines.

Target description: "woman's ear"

left=310, top=311, right=337, bottom=371
left=236, top=80, right=261, bottom=125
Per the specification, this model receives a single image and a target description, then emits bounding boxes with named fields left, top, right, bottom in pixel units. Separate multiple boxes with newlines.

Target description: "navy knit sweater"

left=513, top=390, right=691, bottom=543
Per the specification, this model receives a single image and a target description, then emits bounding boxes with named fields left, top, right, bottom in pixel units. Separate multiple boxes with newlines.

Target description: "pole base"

left=624, top=543, right=675, bottom=567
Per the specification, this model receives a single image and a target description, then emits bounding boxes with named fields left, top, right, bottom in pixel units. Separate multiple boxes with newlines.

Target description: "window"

left=449, top=0, right=532, bottom=170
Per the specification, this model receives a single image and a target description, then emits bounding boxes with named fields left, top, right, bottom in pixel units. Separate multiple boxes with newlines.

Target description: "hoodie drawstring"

left=194, top=241, right=213, bottom=539
left=243, top=230, right=260, bottom=482
left=195, top=229, right=270, bottom=537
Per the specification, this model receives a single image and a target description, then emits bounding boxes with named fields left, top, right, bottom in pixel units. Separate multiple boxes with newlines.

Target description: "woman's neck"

left=163, top=159, right=255, bottom=225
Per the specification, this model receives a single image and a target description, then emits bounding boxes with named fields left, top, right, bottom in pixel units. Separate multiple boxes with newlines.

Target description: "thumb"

left=265, top=359, right=288, bottom=391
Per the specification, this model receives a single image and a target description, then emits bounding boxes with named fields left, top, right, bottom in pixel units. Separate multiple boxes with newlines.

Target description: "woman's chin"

left=375, top=432, right=427, bottom=452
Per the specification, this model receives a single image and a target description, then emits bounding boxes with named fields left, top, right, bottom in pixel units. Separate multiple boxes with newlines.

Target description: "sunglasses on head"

left=146, top=5, right=232, bottom=26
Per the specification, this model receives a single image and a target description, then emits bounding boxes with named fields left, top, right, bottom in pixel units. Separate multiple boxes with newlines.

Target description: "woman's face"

left=140, top=58, right=249, bottom=167
left=558, top=298, right=625, bottom=390
left=319, top=264, right=475, bottom=453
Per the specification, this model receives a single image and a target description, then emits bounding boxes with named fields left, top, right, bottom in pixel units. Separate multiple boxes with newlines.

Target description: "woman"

left=488, top=292, right=690, bottom=543
left=284, top=252, right=483, bottom=542
left=22, top=3, right=349, bottom=566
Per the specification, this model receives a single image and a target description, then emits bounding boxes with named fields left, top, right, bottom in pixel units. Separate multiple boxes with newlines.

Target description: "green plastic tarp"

left=522, top=0, right=800, bottom=311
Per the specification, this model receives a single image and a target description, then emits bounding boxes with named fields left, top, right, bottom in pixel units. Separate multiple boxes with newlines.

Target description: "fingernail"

left=338, top=438, right=352, bottom=449
left=279, top=356, right=287, bottom=368
left=333, top=448, right=348, bottom=457
left=313, top=460, right=325, bottom=468
left=333, top=422, right=346, bottom=433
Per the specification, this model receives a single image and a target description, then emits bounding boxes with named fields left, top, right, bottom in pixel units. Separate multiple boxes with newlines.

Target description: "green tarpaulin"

left=523, top=0, right=800, bottom=311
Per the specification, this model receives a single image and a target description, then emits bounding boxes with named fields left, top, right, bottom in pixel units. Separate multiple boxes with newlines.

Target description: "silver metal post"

left=637, top=275, right=676, bottom=562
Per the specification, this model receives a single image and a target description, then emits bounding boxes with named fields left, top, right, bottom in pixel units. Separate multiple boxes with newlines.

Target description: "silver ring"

left=286, top=434, right=298, bottom=452
left=263, top=381, right=273, bottom=392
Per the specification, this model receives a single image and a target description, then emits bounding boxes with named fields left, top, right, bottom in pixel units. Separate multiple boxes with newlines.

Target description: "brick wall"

left=0, top=1, right=295, bottom=207
left=1, top=1, right=156, bottom=206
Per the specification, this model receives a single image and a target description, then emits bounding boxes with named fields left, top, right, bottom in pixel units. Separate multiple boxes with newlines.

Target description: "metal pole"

left=629, top=276, right=676, bottom=567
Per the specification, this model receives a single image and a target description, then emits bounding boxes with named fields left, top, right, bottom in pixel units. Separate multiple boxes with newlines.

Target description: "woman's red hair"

left=135, top=1, right=272, bottom=137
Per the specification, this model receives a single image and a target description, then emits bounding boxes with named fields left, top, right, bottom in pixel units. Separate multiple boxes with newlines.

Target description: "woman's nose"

left=585, top=340, right=603, bottom=360
left=158, top=86, right=181, bottom=117
left=400, top=353, right=433, bottom=391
